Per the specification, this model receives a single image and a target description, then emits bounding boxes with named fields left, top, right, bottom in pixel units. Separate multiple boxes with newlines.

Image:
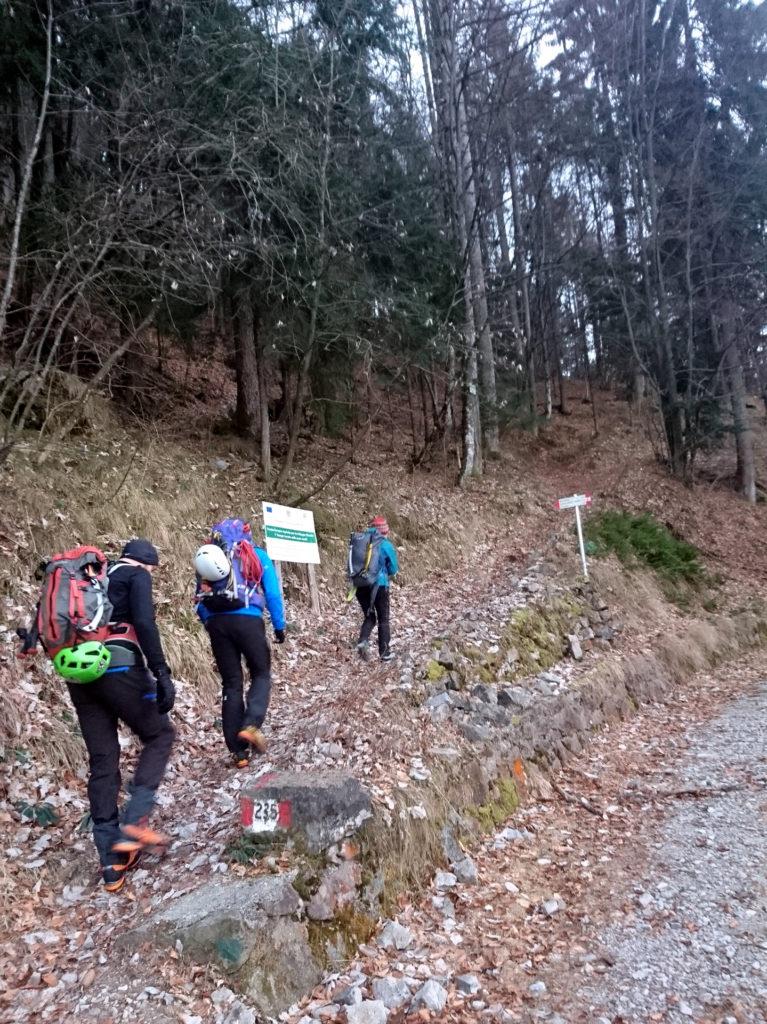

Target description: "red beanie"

left=370, top=515, right=389, bottom=535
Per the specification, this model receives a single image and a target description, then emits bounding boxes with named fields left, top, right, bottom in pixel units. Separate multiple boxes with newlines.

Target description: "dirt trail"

left=2, top=517, right=557, bottom=1023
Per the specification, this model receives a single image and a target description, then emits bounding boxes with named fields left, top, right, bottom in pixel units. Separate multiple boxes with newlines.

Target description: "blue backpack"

left=347, top=531, right=383, bottom=589
left=196, top=518, right=265, bottom=613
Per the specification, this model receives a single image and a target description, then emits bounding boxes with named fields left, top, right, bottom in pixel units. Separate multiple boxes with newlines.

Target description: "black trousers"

left=68, top=668, right=175, bottom=866
left=356, top=586, right=391, bottom=655
left=205, top=614, right=272, bottom=753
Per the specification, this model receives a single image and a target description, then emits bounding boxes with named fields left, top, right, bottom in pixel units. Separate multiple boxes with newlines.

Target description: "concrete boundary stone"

left=240, top=770, right=372, bottom=852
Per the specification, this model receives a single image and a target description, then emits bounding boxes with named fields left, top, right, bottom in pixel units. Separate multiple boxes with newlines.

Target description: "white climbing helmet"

left=194, top=544, right=231, bottom=581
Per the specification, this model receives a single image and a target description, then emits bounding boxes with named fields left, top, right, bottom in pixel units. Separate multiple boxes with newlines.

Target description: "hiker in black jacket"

left=67, top=539, right=176, bottom=893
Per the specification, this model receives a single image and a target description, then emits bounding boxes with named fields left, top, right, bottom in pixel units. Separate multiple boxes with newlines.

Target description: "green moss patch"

left=449, top=599, right=584, bottom=687
left=424, top=660, right=447, bottom=682
left=223, top=832, right=287, bottom=865
left=307, top=905, right=377, bottom=969
left=499, top=600, right=582, bottom=678
left=467, top=776, right=520, bottom=832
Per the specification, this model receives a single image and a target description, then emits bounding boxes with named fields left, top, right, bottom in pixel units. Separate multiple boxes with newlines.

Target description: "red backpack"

left=36, top=547, right=113, bottom=656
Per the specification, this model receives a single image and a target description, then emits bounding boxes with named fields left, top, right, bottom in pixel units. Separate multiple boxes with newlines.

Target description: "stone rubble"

left=377, top=922, right=413, bottom=952
left=344, top=1001, right=388, bottom=1024
left=410, top=979, right=448, bottom=1013
left=370, top=977, right=411, bottom=1010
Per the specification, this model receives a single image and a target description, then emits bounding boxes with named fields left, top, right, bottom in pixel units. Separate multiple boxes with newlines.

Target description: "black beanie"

left=122, top=538, right=160, bottom=566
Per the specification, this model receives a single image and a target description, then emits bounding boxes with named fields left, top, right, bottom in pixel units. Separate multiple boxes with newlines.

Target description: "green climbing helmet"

left=53, top=641, right=111, bottom=683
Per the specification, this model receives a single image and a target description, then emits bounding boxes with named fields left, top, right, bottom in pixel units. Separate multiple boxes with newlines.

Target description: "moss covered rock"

left=424, top=660, right=447, bottom=682
left=467, top=776, right=520, bottom=832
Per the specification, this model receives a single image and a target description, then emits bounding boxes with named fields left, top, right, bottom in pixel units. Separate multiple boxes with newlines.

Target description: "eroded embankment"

left=105, top=560, right=767, bottom=1024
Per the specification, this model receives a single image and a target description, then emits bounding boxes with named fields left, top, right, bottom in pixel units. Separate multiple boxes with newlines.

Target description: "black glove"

left=15, top=626, right=37, bottom=657
left=155, top=672, right=176, bottom=715
left=274, top=628, right=286, bottom=645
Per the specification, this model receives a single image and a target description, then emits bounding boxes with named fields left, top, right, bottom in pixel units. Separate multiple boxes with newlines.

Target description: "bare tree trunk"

left=492, top=157, right=524, bottom=366
left=445, top=341, right=456, bottom=432
left=578, top=305, right=599, bottom=436
left=363, top=342, right=374, bottom=425
left=632, top=0, right=685, bottom=473
left=551, top=290, right=568, bottom=415
left=506, top=137, right=536, bottom=432
left=683, top=125, right=704, bottom=480
left=720, top=306, right=756, bottom=503
left=418, top=369, right=431, bottom=449
left=253, top=302, right=271, bottom=482
left=457, top=92, right=499, bottom=456
left=0, top=3, right=52, bottom=344
left=406, top=366, right=419, bottom=459
left=233, top=289, right=259, bottom=438
left=274, top=291, right=319, bottom=494
left=459, top=330, right=482, bottom=486
left=412, top=0, right=439, bottom=142
left=425, top=0, right=482, bottom=481
left=456, top=192, right=483, bottom=484
left=425, top=360, right=441, bottom=432
left=591, top=312, right=604, bottom=383
left=273, top=36, right=336, bottom=492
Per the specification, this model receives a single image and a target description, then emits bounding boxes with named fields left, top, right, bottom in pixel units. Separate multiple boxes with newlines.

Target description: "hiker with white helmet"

left=194, top=519, right=285, bottom=768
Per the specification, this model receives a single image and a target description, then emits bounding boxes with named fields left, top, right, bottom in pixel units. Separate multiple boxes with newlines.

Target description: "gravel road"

left=575, top=686, right=767, bottom=1024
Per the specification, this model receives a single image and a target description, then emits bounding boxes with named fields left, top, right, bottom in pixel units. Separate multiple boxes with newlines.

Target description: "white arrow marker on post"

left=554, top=493, right=593, bottom=579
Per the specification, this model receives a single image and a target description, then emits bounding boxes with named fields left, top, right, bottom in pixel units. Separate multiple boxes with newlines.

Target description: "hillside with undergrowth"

left=2, top=382, right=766, bottom=799
left=1, top=384, right=767, bottom=1021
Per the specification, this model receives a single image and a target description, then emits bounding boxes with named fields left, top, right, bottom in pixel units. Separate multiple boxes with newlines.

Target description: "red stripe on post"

left=240, top=797, right=254, bottom=828
left=253, top=772, right=276, bottom=790
left=277, top=800, right=292, bottom=828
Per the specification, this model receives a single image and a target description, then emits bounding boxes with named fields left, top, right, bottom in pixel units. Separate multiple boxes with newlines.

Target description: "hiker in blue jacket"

left=356, top=515, right=398, bottom=662
left=194, top=525, right=285, bottom=768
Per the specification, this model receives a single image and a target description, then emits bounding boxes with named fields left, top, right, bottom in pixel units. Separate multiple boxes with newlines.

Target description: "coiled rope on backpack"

left=237, top=539, right=262, bottom=585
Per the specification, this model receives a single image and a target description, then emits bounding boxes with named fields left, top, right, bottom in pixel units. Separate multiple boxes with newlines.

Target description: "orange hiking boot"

left=237, top=725, right=268, bottom=753
left=102, top=866, right=126, bottom=894
left=232, top=751, right=250, bottom=769
left=112, top=848, right=142, bottom=873
left=112, top=823, right=170, bottom=854
left=102, top=844, right=144, bottom=892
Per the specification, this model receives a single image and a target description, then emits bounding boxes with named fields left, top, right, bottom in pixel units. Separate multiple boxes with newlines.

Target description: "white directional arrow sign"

left=554, top=493, right=592, bottom=511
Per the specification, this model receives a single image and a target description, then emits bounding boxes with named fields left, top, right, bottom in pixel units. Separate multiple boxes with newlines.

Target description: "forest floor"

left=1, top=383, right=767, bottom=1023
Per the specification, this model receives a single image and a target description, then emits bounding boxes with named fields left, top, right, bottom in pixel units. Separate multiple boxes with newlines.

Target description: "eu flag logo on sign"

left=266, top=506, right=272, bottom=513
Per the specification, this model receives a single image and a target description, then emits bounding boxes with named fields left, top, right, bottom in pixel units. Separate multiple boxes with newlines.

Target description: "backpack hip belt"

left=104, top=623, right=144, bottom=669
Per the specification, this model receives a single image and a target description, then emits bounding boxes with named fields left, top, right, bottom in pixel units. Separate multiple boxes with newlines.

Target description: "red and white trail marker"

left=554, top=493, right=593, bottom=578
